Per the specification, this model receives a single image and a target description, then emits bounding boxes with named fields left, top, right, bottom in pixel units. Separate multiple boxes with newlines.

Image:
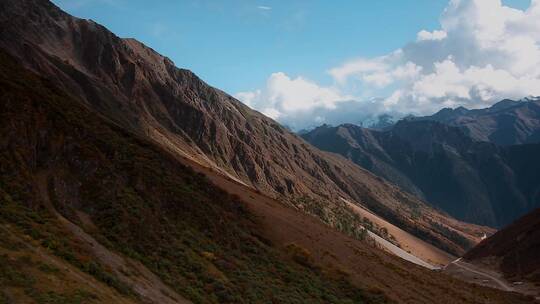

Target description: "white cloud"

left=417, top=30, right=447, bottom=41
left=403, top=58, right=540, bottom=113
left=261, top=108, right=281, bottom=119
left=328, top=55, right=392, bottom=84
left=360, top=61, right=423, bottom=88
left=235, top=73, right=358, bottom=128
left=237, top=0, right=540, bottom=129
left=236, top=72, right=350, bottom=115
left=234, top=90, right=260, bottom=107
left=257, top=5, right=272, bottom=10
left=266, top=72, right=349, bottom=111
left=329, top=0, right=540, bottom=116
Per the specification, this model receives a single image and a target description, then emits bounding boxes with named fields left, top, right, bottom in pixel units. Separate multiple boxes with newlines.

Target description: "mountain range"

left=302, top=100, right=540, bottom=228
left=414, top=98, right=540, bottom=146
left=0, top=0, right=537, bottom=303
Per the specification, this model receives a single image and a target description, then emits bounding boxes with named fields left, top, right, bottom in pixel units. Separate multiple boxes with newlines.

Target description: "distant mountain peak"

left=303, top=118, right=540, bottom=228
left=410, top=97, right=540, bottom=146
left=523, top=95, right=540, bottom=102
left=489, top=99, right=521, bottom=111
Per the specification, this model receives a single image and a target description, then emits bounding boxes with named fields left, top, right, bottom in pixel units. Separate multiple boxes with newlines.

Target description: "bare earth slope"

left=0, top=0, right=490, bottom=255
left=344, top=201, right=455, bottom=267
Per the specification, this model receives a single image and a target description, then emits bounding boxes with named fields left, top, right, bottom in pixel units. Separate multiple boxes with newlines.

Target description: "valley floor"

left=445, top=258, right=540, bottom=301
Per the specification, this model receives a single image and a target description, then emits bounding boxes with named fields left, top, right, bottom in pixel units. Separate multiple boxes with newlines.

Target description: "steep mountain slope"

left=0, top=50, right=386, bottom=304
left=1, top=50, right=532, bottom=304
left=465, top=208, right=540, bottom=285
left=415, top=98, right=540, bottom=146
left=302, top=122, right=540, bottom=227
left=1, top=222, right=138, bottom=304
left=0, top=0, right=488, bottom=255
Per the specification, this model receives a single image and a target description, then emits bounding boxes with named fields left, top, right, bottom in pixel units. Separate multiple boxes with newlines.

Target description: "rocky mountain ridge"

left=413, top=97, right=540, bottom=146
left=302, top=121, right=540, bottom=227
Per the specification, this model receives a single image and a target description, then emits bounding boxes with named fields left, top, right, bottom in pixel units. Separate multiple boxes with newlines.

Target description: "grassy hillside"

left=0, top=223, right=137, bottom=304
left=0, top=51, right=387, bottom=303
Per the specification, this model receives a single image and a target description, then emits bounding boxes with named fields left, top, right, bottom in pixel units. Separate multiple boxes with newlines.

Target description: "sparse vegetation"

left=0, top=252, right=98, bottom=304
left=291, top=196, right=401, bottom=247
left=0, top=50, right=389, bottom=303
left=291, top=196, right=368, bottom=241
left=429, top=220, right=474, bottom=250
left=0, top=197, right=134, bottom=298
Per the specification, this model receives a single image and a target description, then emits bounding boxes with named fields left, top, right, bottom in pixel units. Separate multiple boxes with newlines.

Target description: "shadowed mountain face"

left=0, top=0, right=488, bottom=255
left=302, top=121, right=540, bottom=228
left=414, top=98, right=540, bottom=146
left=465, top=208, right=540, bottom=284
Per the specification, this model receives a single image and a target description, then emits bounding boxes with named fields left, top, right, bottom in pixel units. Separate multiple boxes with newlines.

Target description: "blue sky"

left=52, top=0, right=538, bottom=129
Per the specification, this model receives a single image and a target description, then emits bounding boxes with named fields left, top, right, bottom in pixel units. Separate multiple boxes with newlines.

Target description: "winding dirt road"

left=447, top=258, right=513, bottom=292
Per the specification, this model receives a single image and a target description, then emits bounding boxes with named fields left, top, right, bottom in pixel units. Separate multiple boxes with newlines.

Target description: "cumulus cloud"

left=336, top=0, right=540, bottom=114
left=328, top=55, right=391, bottom=84
left=237, top=0, right=540, bottom=129
left=417, top=30, right=447, bottom=41
left=235, top=72, right=352, bottom=125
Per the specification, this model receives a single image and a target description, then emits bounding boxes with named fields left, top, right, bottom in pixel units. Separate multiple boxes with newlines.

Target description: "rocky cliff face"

left=302, top=121, right=540, bottom=227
